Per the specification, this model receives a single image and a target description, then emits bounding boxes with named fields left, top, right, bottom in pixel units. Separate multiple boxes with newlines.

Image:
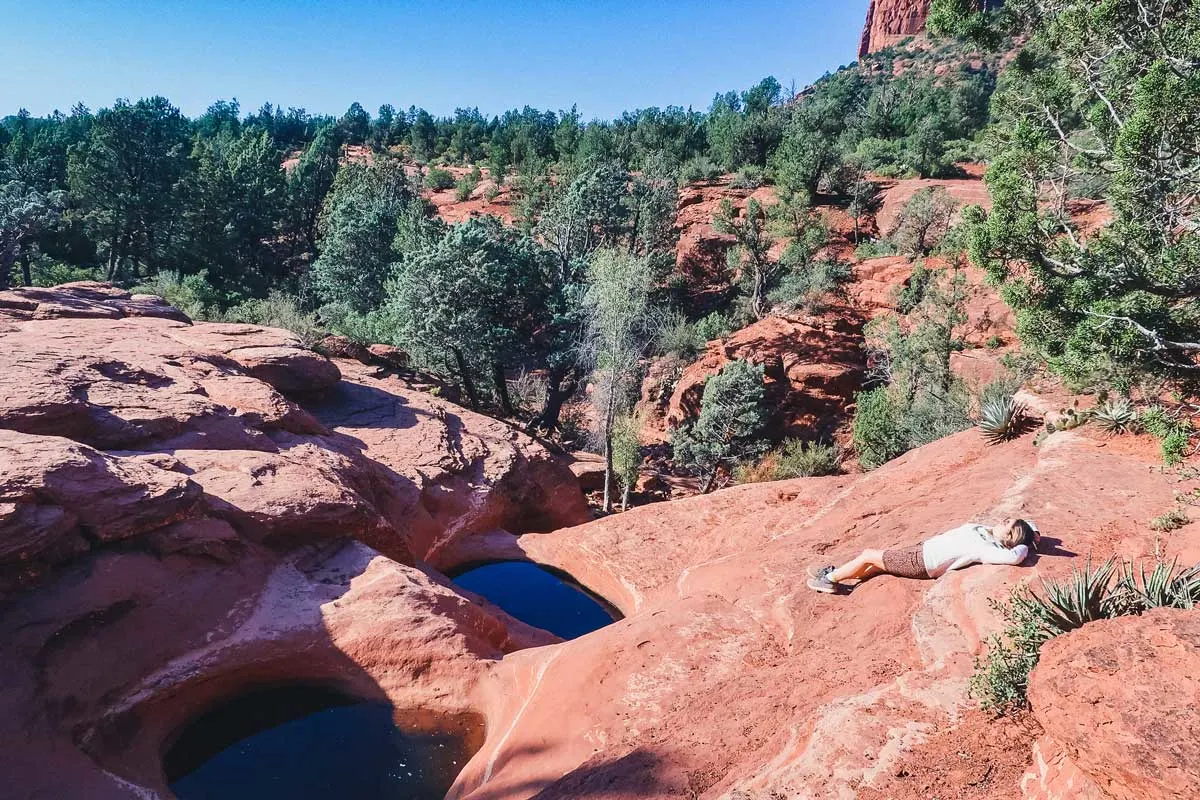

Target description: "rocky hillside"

left=1, top=282, right=1197, bottom=798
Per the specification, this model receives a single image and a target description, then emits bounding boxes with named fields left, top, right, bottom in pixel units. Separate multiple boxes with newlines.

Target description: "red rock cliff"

left=859, top=0, right=932, bottom=57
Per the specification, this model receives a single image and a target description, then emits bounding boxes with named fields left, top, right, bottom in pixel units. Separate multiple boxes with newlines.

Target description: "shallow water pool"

left=166, top=686, right=474, bottom=800
left=451, top=561, right=617, bottom=640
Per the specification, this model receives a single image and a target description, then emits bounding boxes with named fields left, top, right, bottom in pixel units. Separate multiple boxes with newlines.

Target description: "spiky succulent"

left=979, top=394, right=1026, bottom=445
left=1093, top=397, right=1137, bottom=434
left=1034, top=557, right=1121, bottom=632
left=1118, top=558, right=1200, bottom=611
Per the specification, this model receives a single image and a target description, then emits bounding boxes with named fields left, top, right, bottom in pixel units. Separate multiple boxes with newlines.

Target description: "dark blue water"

left=452, top=561, right=616, bottom=640
left=166, top=686, right=475, bottom=800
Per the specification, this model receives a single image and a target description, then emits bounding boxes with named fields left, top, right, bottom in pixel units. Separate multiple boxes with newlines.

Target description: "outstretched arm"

left=980, top=544, right=1030, bottom=566
left=943, top=544, right=1030, bottom=574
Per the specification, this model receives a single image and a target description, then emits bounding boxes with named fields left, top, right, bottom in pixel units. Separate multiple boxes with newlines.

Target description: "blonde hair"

left=994, top=519, right=1034, bottom=549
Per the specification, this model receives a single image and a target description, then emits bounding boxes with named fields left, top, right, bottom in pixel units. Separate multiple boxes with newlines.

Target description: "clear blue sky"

left=1, top=0, right=868, bottom=121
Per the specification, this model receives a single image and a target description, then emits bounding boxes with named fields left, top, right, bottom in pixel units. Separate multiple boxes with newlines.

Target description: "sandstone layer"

left=860, top=0, right=932, bottom=57
left=2, top=283, right=1193, bottom=800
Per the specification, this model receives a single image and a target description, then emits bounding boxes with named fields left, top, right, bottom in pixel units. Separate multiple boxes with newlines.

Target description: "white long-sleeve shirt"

left=921, top=523, right=1029, bottom=578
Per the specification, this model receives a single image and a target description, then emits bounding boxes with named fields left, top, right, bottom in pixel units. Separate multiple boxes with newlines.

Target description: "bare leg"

left=829, top=549, right=886, bottom=584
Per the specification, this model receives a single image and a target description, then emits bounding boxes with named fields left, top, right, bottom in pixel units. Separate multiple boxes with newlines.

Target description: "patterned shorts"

left=882, top=544, right=931, bottom=580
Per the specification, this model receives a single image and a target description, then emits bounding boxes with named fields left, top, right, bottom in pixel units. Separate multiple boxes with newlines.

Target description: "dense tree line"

left=0, top=39, right=1012, bottom=491
left=0, top=39, right=1001, bottom=292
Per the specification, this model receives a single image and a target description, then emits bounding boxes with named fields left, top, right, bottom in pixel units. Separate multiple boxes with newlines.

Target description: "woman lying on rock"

left=806, top=518, right=1040, bottom=594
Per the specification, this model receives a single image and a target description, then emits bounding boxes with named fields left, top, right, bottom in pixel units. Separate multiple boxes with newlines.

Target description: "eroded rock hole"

left=451, top=561, right=620, bottom=640
left=164, top=685, right=477, bottom=800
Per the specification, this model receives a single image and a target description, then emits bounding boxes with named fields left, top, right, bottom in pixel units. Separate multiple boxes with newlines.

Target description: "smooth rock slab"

left=1028, top=608, right=1200, bottom=800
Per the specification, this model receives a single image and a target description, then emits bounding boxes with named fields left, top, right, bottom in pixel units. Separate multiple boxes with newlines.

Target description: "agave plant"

left=979, top=394, right=1027, bottom=445
left=1032, top=557, right=1121, bottom=633
left=1118, top=558, right=1200, bottom=611
left=1093, top=397, right=1137, bottom=434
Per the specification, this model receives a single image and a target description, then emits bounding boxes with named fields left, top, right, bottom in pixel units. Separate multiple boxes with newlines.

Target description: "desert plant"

left=1150, top=507, right=1190, bottom=533
left=773, top=439, right=841, bottom=479
left=424, top=167, right=456, bottom=190
left=978, top=394, right=1026, bottom=445
left=1141, top=406, right=1191, bottom=465
left=507, top=369, right=548, bottom=415
left=1092, top=397, right=1137, bottom=434
left=694, top=311, right=734, bottom=343
left=679, top=155, right=722, bottom=184
left=483, top=183, right=500, bottom=203
left=1118, top=558, right=1200, bottom=610
left=730, top=165, right=766, bottom=189
left=1035, top=557, right=1122, bottom=632
left=223, top=291, right=325, bottom=347
left=971, top=558, right=1120, bottom=714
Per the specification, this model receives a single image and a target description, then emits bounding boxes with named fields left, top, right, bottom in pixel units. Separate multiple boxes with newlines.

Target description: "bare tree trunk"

left=452, top=348, right=480, bottom=409
left=527, top=364, right=579, bottom=436
left=0, top=243, right=14, bottom=289
left=492, top=361, right=514, bottom=417
left=702, top=464, right=721, bottom=494
left=20, top=252, right=32, bottom=287
left=621, top=480, right=631, bottom=511
left=601, top=378, right=617, bottom=513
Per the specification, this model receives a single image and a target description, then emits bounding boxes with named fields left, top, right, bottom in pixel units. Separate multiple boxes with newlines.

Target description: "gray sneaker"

left=807, top=564, right=835, bottom=580
left=807, top=564, right=837, bottom=594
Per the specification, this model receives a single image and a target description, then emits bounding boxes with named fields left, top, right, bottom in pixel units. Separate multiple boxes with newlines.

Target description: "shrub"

left=985, top=335, right=1005, bottom=349
left=774, top=439, right=841, bottom=478
left=894, top=261, right=935, bottom=314
left=30, top=261, right=103, bottom=288
left=971, top=558, right=1121, bottom=715
left=694, top=311, right=735, bottom=343
left=679, top=156, right=722, bottom=184
left=223, top=291, right=324, bottom=346
left=768, top=258, right=851, bottom=314
left=972, top=556, right=1200, bottom=714
left=737, top=440, right=840, bottom=483
left=453, top=166, right=482, bottom=201
left=132, top=270, right=227, bottom=320
left=890, top=187, right=958, bottom=256
left=483, top=183, right=501, bottom=203
left=507, top=369, right=548, bottom=415
left=854, top=239, right=899, bottom=259
left=730, top=165, right=766, bottom=189
left=1141, top=406, right=1191, bottom=465
left=1150, top=507, right=1189, bottom=532
left=424, top=167, right=456, bottom=190
left=656, top=313, right=703, bottom=360
left=852, top=388, right=908, bottom=470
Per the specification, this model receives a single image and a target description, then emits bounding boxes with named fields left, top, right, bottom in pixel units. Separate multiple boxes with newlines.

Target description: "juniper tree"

left=933, top=0, right=1200, bottom=382
left=714, top=197, right=778, bottom=320
left=673, top=359, right=769, bottom=493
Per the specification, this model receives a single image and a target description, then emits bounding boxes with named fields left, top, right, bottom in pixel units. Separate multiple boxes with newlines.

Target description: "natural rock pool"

left=165, top=686, right=476, bottom=800
left=451, top=560, right=618, bottom=639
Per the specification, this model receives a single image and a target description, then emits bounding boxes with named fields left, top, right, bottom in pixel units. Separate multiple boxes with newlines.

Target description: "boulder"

left=660, top=312, right=865, bottom=441
left=1026, top=608, right=1200, bottom=800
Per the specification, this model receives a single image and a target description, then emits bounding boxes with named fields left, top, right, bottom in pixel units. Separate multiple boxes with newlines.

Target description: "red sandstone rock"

left=0, top=282, right=1190, bottom=800
left=662, top=312, right=865, bottom=441
left=1026, top=608, right=1200, bottom=800
left=860, top=0, right=932, bottom=57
